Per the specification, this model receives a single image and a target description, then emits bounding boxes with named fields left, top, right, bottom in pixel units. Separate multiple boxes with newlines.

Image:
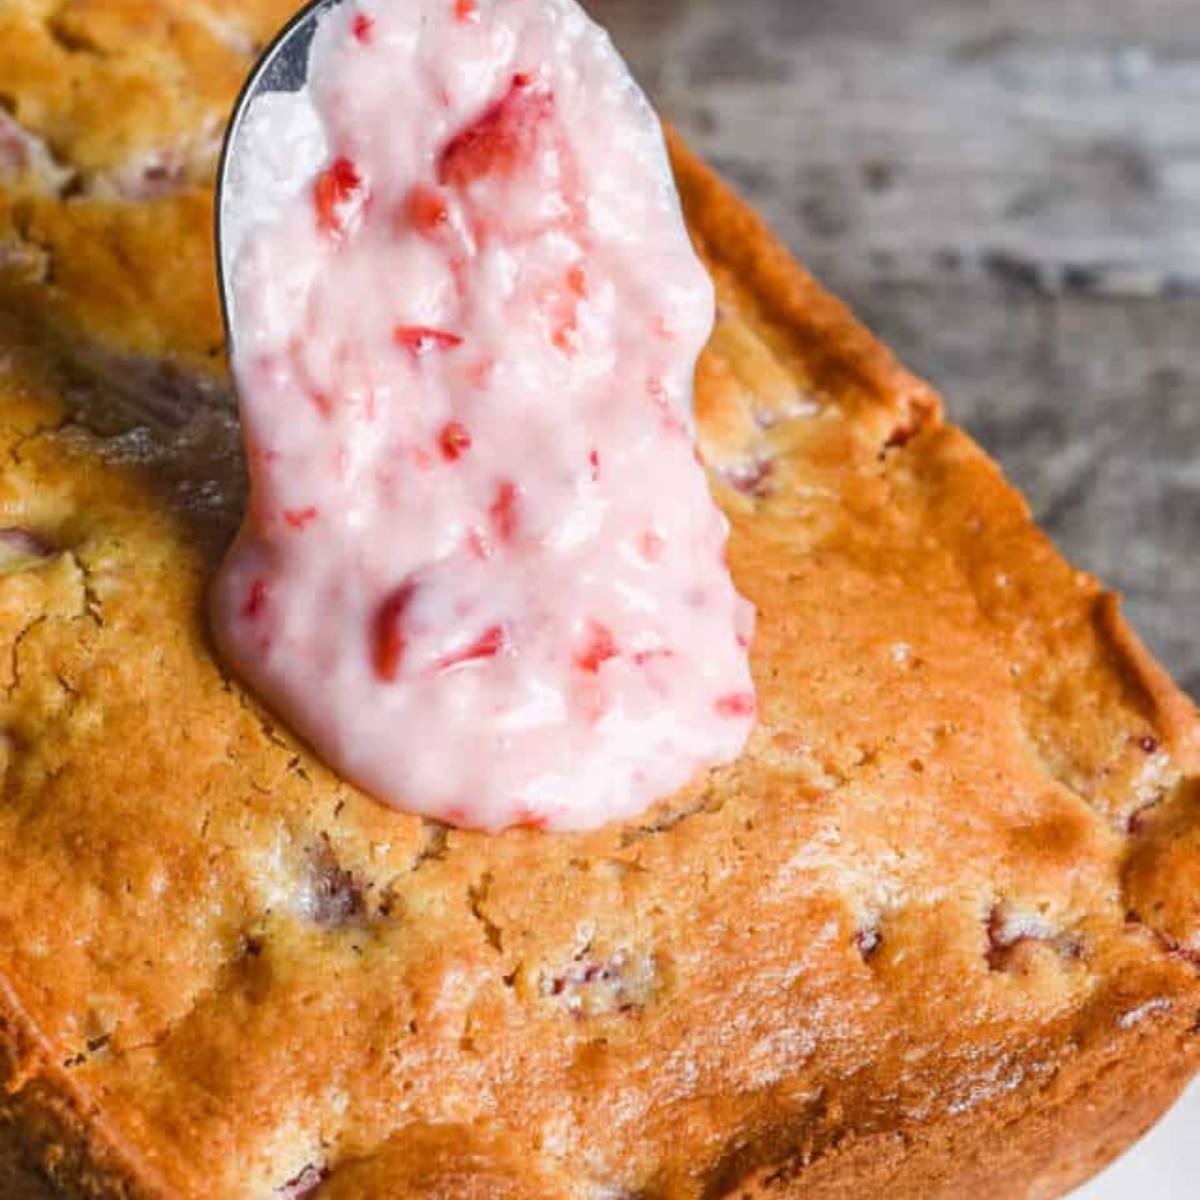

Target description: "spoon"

left=214, top=0, right=340, bottom=356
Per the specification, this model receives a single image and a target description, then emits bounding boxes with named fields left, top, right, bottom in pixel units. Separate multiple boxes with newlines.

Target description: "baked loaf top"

left=2, top=1, right=1200, bottom=1197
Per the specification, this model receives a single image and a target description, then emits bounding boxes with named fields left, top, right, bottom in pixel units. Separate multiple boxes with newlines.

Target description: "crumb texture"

left=1, top=2, right=1199, bottom=1198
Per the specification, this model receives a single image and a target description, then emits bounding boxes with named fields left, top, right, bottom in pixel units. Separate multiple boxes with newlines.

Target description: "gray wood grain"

left=595, top=0, right=1200, bottom=699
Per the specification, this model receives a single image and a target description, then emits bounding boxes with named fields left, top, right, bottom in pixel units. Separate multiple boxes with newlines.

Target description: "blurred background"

left=596, top=0, right=1199, bottom=702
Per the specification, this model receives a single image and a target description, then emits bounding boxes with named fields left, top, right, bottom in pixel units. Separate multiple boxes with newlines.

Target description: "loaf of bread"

left=2, top=1, right=1199, bottom=1196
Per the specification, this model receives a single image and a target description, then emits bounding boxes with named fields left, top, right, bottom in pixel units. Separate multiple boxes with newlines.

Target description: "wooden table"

left=597, top=0, right=1200, bottom=699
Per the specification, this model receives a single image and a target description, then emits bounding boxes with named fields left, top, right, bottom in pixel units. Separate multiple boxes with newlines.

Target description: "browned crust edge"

left=734, top=1007, right=1200, bottom=1199
left=665, top=128, right=942, bottom=444
left=0, top=978, right=165, bottom=1200
left=0, top=128, right=1196, bottom=1200
left=1094, top=591, right=1200, bottom=770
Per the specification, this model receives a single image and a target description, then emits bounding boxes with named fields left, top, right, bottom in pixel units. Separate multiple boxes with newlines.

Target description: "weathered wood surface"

left=596, top=0, right=1200, bottom=699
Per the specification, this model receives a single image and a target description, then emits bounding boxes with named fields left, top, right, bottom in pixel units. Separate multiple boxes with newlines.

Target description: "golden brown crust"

left=735, top=1004, right=1200, bottom=1199
left=1, top=4, right=1198, bottom=1197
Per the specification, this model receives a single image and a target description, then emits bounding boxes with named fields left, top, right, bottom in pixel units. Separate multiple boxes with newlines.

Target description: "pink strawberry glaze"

left=213, top=0, right=755, bottom=831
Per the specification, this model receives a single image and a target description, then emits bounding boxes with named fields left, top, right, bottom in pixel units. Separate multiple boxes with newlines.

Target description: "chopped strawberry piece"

left=374, top=582, right=417, bottom=682
left=489, top=480, right=519, bottom=541
left=715, top=692, right=757, bottom=719
left=567, top=265, right=588, bottom=297
left=633, top=648, right=674, bottom=666
left=280, top=1164, right=328, bottom=1200
left=455, top=0, right=478, bottom=20
left=552, top=324, right=578, bottom=356
left=648, top=376, right=687, bottom=436
left=466, top=529, right=490, bottom=560
left=726, top=459, right=774, bottom=498
left=640, top=529, right=664, bottom=561
left=572, top=676, right=609, bottom=725
left=404, top=184, right=450, bottom=234
left=309, top=390, right=335, bottom=418
left=576, top=623, right=618, bottom=673
left=393, top=326, right=464, bottom=356
left=436, top=624, right=506, bottom=671
left=588, top=449, right=600, bottom=482
left=242, top=579, right=268, bottom=620
left=439, top=421, right=472, bottom=461
left=438, top=74, right=554, bottom=188
left=515, top=807, right=548, bottom=831
left=351, top=12, right=373, bottom=42
left=284, top=506, right=319, bottom=531
left=313, top=157, right=364, bottom=238
left=855, top=927, right=882, bottom=961
left=468, top=358, right=496, bottom=389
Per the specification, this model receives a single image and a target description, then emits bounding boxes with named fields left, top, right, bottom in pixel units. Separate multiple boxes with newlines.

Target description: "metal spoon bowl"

left=214, top=0, right=341, bottom=354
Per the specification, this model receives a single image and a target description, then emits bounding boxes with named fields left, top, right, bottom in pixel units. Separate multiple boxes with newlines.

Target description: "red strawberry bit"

left=404, top=184, right=450, bottom=234
left=0, top=527, right=54, bottom=561
left=647, top=376, right=687, bottom=436
left=515, top=806, right=548, bottom=830
left=633, top=648, right=675, bottom=667
left=489, top=480, right=519, bottom=541
left=715, top=692, right=756, bottom=719
left=351, top=12, right=373, bottom=42
left=313, top=157, right=364, bottom=238
left=455, top=0, right=479, bottom=20
left=640, top=530, right=665, bottom=561
left=547, top=267, right=587, bottom=357
left=448, top=254, right=470, bottom=298
left=468, top=358, right=496, bottom=389
left=572, top=676, right=609, bottom=725
left=1127, top=797, right=1162, bottom=836
left=373, top=582, right=417, bottom=682
left=855, top=927, right=882, bottom=961
left=242, top=579, right=268, bottom=621
left=726, top=459, right=774, bottom=498
left=466, top=529, right=490, bottom=560
left=439, top=421, right=472, bottom=461
left=588, top=449, right=600, bottom=482
left=279, top=1163, right=328, bottom=1200
left=436, top=624, right=506, bottom=671
left=283, top=506, right=319, bottom=531
left=577, top=622, right=618, bottom=673
left=0, top=116, right=31, bottom=173
left=438, top=74, right=554, bottom=189
left=552, top=323, right=579, bottom=357
left=393, top=326, right=464, bottom=357
left=985, top=907, right=1021, bottom=971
